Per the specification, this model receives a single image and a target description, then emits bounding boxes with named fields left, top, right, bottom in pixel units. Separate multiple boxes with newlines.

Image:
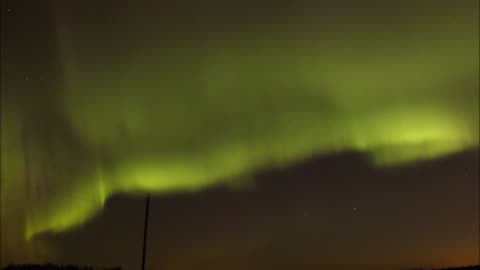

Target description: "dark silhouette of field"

left=0, top=265, right=120, bottom=270
left=443, top=266, right=480, bottom=269
left=1, top=264, right=479, bottom=270
left=411, top=266, right=480, bottom=270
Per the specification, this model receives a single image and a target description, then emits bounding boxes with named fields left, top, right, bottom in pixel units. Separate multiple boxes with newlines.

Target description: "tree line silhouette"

left=409, top=266, right=479, bottom=270
left=1, top=265, right=120, bottom=270
left=1, top=264, right=479, bottom=270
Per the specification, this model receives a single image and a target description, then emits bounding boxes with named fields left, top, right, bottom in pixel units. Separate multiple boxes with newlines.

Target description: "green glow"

left=1, top=2, right=478, bottom=253
left=22, top=106, right=478, bottom=239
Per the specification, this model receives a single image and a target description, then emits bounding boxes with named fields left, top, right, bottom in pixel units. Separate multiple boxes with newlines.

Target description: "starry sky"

left=1, top=1, right=479, bottom=269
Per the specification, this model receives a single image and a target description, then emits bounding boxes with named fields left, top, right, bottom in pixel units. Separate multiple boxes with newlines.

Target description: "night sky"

left=1, top=1, right=479, bottom=270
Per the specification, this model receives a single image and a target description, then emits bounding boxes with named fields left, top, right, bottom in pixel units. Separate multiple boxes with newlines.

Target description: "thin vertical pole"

left=141, top=194, right=150, bottom=270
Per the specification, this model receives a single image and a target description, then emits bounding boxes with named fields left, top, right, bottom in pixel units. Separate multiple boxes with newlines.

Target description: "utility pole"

left=141, top=194, right=150, bottom=270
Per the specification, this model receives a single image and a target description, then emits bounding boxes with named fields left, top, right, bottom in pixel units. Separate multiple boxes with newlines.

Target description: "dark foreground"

left=1, top=264, right=479, bottom=270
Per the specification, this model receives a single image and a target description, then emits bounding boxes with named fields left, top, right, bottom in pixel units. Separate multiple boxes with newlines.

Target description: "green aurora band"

left=1, top=0, right=478, bottom=261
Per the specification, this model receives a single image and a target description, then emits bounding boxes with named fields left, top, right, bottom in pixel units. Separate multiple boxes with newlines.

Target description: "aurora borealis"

left=1, top=0, right=479, bottom=269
